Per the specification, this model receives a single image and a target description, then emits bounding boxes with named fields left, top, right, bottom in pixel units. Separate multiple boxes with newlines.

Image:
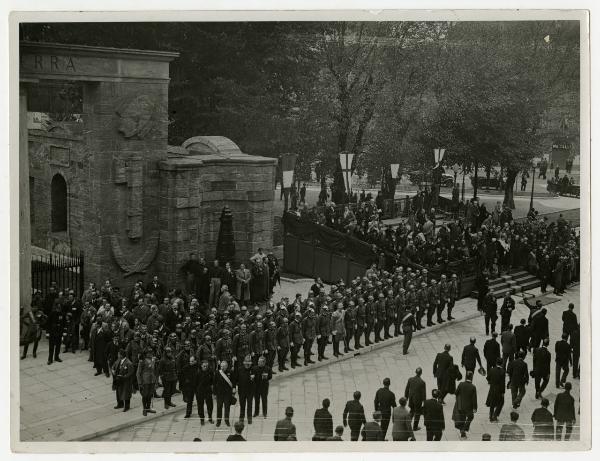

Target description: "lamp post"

left=339, top=151, right=354, bottom=203
left=281, top=153, right=298, bottom=212
left=529, top=163, right=536, bottom=211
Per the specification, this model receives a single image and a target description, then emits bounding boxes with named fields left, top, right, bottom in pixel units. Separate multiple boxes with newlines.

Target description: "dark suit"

left=562, top=310, right=578, bottom=339
left=483, top=338, right=501, bottom=374
left=485, top=365, right=505, bottom=420
left=313, top=407, right=333, bottom=440
left=343, top=399, right=367, bottom=441
left=433, top=351, right=454, bottom=400
left=374, top=387, right=396, bottom=438
left=404, top=376, right=426, bottom=429
left=452, top=380, right=477, bottom=434
left=274, top=417, right=296, bottom=441
left=554, top=391, right=576, bottom=440
left=214, top=369, right=234, bottom=425
left=461, top=344, right=482, bottom=375
left=555, top=339, right=572, bottom=387
left=532, top=346, right=551, bottom=396
left=423, top=398, right=445, bottom=441
left=506, top=358, right=528, bottom=407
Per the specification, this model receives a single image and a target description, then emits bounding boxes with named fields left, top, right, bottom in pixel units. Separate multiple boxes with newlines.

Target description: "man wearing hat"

left=344, top=301, right=357, bottom=352
left=354, top=297, right=366, bottom=349
left=274, top=407, right=296, bottom=441
left=302, top=307, right=317, bottom=365
left=137, top=348, right=158, bottom=416
left=264, top=321, right=278, bottom=373
left=215, top=329, right=233, bottom=368
left=316, top=305, right=331, bottom=361
left=364, top=295, right=376, bottom=346
left=446, top=274, right=458, bottom=320
left=232, top=323, right=251, bottom=374
left=374, top=293, right=386, bottom=343
left=417, top=282, right=429, bottom=330
left=249, top=322, right=266, bottom=366
left=158, top=346, right=178, bottom=409
left=288, top=313, right=304, bottom=368
left=276, top=317, right=290, bottom=372
left=401, top=306, right=418, bottom=355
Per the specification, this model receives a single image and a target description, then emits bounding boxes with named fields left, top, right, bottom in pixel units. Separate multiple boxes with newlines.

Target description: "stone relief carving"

left=110, top=231, right=159, bottom=278
left=115, top=94, right=162, bottom=139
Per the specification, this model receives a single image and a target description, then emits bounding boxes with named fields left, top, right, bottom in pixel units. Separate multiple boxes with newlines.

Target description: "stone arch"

left=50, top=173, right=68, bottom=232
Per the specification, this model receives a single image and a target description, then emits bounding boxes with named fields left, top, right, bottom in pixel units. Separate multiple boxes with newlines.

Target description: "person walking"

left=483, top=332, right=501, bottom=375
left=343, top=391, right=367, bottom=441
left=404, top=367, right=426, bottom=431
left=374, top=377, right=397, bottom=439
left=532, top=338, right=551, bottom=399
left=391, top=397, right=416, bottom=441
left=531, top=398, right=555, bottom=441
left=485, top=358, right=506, bottom=422
left=501, top=324, right=517, bottom=370
left=401, top=308, right=418, bottom=355
left=461, top=337, right=483, bottom=376
left=499, top=411, right=525, bottom=441
left=483, top=289, right=498, bottom=336
left=433, top=344, right=454, bottom=403
left=555, top=333, right=573, bottom=389
left=452, top=371, right=478, bottom=439
left=274, top=407, right=296, bottom=441
left=562, top=303, right=578, bottom=340
left=506, top=351, right=529, bottom=409
left=423, top=389, right=445, bottom=441
left=312, top=398, right=334, bottom=441
left=554, top=382, right=576, bottom=441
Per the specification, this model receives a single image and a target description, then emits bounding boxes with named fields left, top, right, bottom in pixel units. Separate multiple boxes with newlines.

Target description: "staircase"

left=471, top=269, right=541, bottom=299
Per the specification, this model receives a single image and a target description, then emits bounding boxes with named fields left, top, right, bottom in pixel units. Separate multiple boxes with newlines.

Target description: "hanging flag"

left=339, top=152, right=355, bottom=194
left=390, top=163, right=400, bottom=179
left=280, top=153, right=298, bottom=189
left=433, top=148, right=446, bottom=168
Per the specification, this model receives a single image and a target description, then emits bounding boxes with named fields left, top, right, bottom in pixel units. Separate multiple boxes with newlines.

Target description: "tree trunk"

left=503, top=168, right=518, bottom=209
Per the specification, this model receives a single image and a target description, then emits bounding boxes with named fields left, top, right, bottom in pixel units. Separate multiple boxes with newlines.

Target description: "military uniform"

left=401, top=311, right=417, bottom=355
left=364, top=299, right=376, bottom=346
left=302, top=311, right=317, bottom=364
left=375, top=297, right=386, bottom=342
left=289, top=317, right=304, bottom=368
left=344, top=304, right=356, bottom=352
left=355, top=300, right=366, bottom=348
left=276, top=322, right=290, bottom=371
left=316, top=309, right=331, bottom=360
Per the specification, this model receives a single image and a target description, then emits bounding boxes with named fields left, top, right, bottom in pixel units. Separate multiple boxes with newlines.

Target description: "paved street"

left=93, top=285, right=581, bottom=443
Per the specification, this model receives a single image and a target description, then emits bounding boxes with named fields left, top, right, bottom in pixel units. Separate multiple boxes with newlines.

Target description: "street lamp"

left=339, top=151, right=354, bottom=203
left=529, top=162, right=536, bottom=211
left=281, top=153, right=298, bottom=212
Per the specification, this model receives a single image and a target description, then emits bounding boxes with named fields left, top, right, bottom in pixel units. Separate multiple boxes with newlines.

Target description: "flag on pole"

left=339, top=152, right=355, bottom=194
left=390, top=163, right=400, bottom=179
left=281, top=153, right=298, bottom=188
left=433, top=148, right=446, bottom=168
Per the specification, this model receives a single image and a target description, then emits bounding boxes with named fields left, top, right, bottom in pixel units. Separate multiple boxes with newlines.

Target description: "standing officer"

left=532, top=338, right=551, bottom=399
left=197, top=360, right=215, bottom=424
left=427, top=280, right=440, bottom=327
left=343, top=390, right=367, bottom=441
left=485, top=358, right=505, bottom=422
left=232, top=323, right=251, bottom=374
left=483, top=332, right=501, bottom=375
left=447, top=274, right=458, bottom=321
left=404, top=367, right=427, bottom=431
left=252, top=355, right=272, bottom=419
left=461, top=337, right=483, bottom=376
left=214, top=360, right=234, bottom=427
left=394, top=289, right=406, bottom=337
left=46, top=302, right=66, bottom=365
left=316, top=305, right=331, bottom=360
left=423, top=389, right=445, bottom=441
left=181, top=355, right=200, bottom=419
left=555, top=333, right=573, bottom=389
left=433, top=344, right=454, bottom=403
left=364, top=295, right=376, bottom=345
left=344, top=301, right=356, bottom=352
left=375, top=293, right=386, bottom=342
left=276, top=317, right=290, bottom=372
left=374, top=377, right=397, bottom=439
left=288, top=312, right=303, bottom=368
left=417, top=282, right=429, bottom=329
left=302, top=307, right=317, bottom=365
left=384, top=291, right=395, bottom=339
left=401, top=308, right=418, bottom=355
left=354, top=298, right=366, bottom=349
left=265, top=321, right=277, bottom=373
left=437, top=275, right=448, bottom=324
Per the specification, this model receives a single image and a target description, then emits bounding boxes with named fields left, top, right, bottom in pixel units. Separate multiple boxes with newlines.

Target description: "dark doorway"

left=51, top=174, right=67, bottom=232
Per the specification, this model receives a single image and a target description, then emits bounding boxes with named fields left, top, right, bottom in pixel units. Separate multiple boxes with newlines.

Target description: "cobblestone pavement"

left=93, top=285, right=581, bottom=443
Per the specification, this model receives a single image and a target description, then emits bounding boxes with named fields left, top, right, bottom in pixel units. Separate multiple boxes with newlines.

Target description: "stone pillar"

left=19, top=85, right=32, bottom=313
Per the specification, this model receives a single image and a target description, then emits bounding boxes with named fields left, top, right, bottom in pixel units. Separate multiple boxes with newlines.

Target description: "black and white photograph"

left=7, top=6, right=591, bottom=454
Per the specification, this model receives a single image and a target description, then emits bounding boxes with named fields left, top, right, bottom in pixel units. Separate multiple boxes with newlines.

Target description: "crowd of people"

left=20, top=186, right=580, bottom=442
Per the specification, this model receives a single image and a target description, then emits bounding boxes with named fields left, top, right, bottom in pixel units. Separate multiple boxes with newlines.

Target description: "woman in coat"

left=137, top=348, right=158, bottom=416
left=111, top=348, right=135, bottom=412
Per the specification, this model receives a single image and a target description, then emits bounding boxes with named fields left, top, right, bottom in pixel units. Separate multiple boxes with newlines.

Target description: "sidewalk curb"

left=72, top=308, right=482, bottom=442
